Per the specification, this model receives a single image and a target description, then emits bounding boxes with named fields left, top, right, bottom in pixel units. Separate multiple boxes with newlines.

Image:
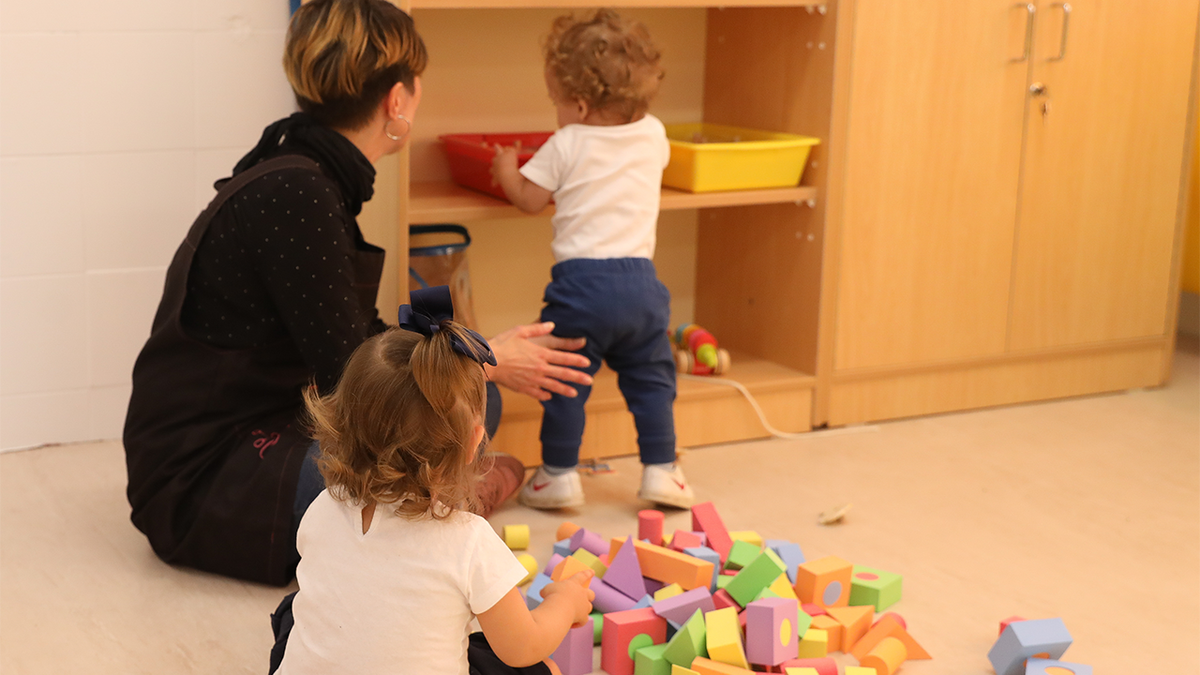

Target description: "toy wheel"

left=674, top=350, right=693, bottom=374
left=713, top=348, right=732, bottom=375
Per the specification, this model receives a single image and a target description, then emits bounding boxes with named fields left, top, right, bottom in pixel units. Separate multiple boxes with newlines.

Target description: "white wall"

left=0, top=1, right=296, bottom=450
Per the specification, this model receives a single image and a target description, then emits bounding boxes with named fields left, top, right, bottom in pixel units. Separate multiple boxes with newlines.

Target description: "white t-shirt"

left=519, top=113, right=671, bottom=262
left=277, top=490, right=527, bottom=675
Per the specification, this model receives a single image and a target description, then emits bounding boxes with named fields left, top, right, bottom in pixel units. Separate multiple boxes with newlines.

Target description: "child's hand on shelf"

left=540, top=569, right=595, bottom=627
left=490, top=142, right=521, bottom=186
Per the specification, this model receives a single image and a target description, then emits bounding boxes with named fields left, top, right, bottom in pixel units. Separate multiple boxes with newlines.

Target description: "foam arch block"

left=793, top=556, right=852, bottom=610
left=987, top=618, right=1072, bottom=675
left=601, top=607, right=668, bottom=675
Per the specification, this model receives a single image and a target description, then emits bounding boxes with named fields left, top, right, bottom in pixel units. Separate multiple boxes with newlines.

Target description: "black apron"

left=123, top=155, right=385, bottom=586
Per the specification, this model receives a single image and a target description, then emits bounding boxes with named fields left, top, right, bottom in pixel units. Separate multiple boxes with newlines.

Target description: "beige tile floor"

left=2, top=340, right=1197, bottom=674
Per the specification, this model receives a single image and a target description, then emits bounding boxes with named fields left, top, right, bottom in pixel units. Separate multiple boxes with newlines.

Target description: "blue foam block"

left=683, top=546, right=721, bottom=591
left=765, top=539, right=806, bottom=584
left=525, top=573, right=553, bottom=610
left=988, top=618, right=1073, bottom=675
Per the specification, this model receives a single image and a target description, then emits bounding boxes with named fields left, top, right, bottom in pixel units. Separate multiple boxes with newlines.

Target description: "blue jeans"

left=538, top=258, right=677, bottom=468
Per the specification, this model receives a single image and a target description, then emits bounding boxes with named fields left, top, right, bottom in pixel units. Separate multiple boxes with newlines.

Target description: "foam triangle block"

left=606, top=536, right=649, bottom=601
left=825, top=606, right=873, bottom=651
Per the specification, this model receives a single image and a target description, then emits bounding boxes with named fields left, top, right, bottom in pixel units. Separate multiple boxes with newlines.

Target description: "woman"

left=123, top=0, right=591, bottom=587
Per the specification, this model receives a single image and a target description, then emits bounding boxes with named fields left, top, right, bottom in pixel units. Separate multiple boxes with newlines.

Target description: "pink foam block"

left=551, top=617, right=594, bottom=675
left=601, top=607, right=667, bottom=675
left=639, top=510, right=665, bottom=547
left=570, top=528, right=609, bottom=557
left=604, top=537, right=648, bottom=602
left=691, top=502, right=733, bottom=562
left=669, top=530, right=704, bottom=552
left=591, top=576, right=638, bottom=614
left=652, top=587, right=715, bottom=625
left=745, top=597, right=799, bottom=666
left=713, top=589, right=739, bottom=611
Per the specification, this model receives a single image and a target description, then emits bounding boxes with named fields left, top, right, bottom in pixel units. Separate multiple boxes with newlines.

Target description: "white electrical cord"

left=678, top=373, right=812, bottom=440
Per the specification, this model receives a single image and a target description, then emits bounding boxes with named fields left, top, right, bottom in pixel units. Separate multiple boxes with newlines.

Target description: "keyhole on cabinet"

left=1041, top=100, right=1052, bottom=120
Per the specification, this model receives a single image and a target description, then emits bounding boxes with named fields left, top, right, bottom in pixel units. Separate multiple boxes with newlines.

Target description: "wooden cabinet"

left=818, top=0, right=1200, bottom=425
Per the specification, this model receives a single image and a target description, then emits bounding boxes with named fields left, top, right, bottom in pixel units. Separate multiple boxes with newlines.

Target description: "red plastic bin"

left=439, top=132, right=553, bottom=201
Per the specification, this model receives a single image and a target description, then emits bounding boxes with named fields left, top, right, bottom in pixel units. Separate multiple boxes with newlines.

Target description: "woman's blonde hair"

left=284, top=0, right=428, bottom=130
left=544, top=9, right=663, bottom=123
left=304, top=323, right=488, bottom=518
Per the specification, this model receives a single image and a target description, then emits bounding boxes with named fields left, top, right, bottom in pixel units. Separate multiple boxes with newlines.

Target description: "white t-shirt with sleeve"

left=277, top=490, right=528, bottom=675
left=519, top=113, right=671, bottom=262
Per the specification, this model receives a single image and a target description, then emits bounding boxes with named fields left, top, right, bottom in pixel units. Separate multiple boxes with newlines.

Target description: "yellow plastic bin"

left=662, top=123, right=819, bottom=193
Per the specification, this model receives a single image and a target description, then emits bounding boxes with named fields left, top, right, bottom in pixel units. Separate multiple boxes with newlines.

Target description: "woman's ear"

left=388, top=77, right=422, bottom=121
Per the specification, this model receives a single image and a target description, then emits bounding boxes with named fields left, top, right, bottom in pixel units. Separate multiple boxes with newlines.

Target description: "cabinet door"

left=1008, top=0, right=1199, bottom=350
left=834, top=0, right=1031, bottom=370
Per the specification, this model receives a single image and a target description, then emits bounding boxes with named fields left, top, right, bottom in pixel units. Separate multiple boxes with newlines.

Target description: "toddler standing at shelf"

left=490, top=9, right=693, bottom=509
left=269, top=287, right=595, bottom=675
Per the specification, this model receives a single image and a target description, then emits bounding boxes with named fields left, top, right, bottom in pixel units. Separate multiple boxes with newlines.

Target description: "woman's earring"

left=385, top=114, right=411, bottom=141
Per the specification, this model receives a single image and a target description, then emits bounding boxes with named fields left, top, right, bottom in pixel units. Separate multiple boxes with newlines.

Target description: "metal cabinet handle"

left=1048, top=3, right=1072, bottom=61
left=1012, top=3, right=1037, bottom=63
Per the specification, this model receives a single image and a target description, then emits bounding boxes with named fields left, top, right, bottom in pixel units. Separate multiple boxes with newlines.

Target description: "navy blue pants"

left=539, top=258, right=677, bottom=468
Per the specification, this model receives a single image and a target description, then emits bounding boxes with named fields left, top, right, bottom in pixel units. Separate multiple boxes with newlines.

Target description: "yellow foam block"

left=705, top=607, right=749, bottom=670
left=671, top=666, right=700, bottom=675
left=655, top=583, right=684, bottom=602
left=769, top=574, right=799, bottom=601
left=784, top=669, right=820, bottom=675
left=729, top=531, right=763, bottom=547
left=516, top=553, right=538, bottom=585
left=810, top=615, right=843, bottom=653
left=797, top=628, right=828, bottom=659
left=844, top=668, right=876, bottom=675
left=572, top=548, right=608, bottom=577
left=503, top=524, right=530, bottom=550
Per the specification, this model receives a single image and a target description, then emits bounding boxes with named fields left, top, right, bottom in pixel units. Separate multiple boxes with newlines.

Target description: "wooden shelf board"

left=499, top=353, right=816, bottom=418
left=408, top=180, right=818, bottom=224
left=413, top=0, right=825, bottom=9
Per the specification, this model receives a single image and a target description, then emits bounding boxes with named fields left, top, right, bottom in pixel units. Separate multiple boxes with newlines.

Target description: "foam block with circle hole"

left=745, top=597, right=799, bottom=666
left=860, top=635, right=906, bottom=675
left=705, top=607, right=750, bottom=670
left=848, top=565, right=901, bottom=611
left=793, top=556, right=852, bottom=610
left=550, top=617, right=595, bottom=675
left=602, top=607, right=668, bottom=675
left=987, top=618, right=1072, bottom=675
left=1024, top=657, right=1092, bottom=675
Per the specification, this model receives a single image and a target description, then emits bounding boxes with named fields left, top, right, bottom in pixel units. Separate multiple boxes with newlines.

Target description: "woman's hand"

left=485, top=322, right=592, bottom=401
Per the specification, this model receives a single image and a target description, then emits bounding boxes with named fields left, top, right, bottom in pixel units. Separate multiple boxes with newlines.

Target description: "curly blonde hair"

left=304, top=324, right=489, bottom=518
left=284, top=0, right=428, bottom=130
left=544, top=9, right=663, bottom=124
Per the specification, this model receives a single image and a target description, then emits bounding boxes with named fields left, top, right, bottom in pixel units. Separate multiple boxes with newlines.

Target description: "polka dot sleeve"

left=232, top=169, right=377, bottom=391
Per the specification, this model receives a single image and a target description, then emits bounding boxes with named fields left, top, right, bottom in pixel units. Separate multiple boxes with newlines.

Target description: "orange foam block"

left=552, top=555, right=593, bottom=582
left=557, top=521, right=582, bottom=541
left=809, top=616, right=843, bottom=653
left=826, top=606, right=873, bottom=652
left=793, top=556, right=852, bottom=610
left=610, top=537, right=715, bottom=591
left=849, top=614, right=930, bottom=662
left=860, top=636, right=906, bottom=675
left=690, top=657, right=756, bottom=675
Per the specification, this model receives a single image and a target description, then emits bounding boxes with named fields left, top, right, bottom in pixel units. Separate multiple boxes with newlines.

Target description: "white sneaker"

left=638, top=463, right=695, bottom=509
left=518, top=466, right=585, bottom=510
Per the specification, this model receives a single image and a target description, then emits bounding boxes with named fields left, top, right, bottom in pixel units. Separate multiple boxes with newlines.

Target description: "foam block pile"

left=517, top=501, right=929, bottom=675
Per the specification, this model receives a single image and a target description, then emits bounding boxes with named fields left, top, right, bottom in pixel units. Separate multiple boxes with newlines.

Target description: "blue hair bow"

left=398, top=286, right=497, bottom=367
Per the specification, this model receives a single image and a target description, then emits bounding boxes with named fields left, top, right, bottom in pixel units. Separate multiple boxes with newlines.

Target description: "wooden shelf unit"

left=410, top=0, right=827, bottom=9
left=408, top=180, right=819, bottom=224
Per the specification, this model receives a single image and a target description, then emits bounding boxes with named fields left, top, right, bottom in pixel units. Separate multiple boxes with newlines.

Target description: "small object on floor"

left=987, top=618, right=1073, bottom=675
left=579, top=459, right=615, bottom=474
left=817, top=503, right=852, bottom=526
left=502, top=523, right=530, bottom=550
